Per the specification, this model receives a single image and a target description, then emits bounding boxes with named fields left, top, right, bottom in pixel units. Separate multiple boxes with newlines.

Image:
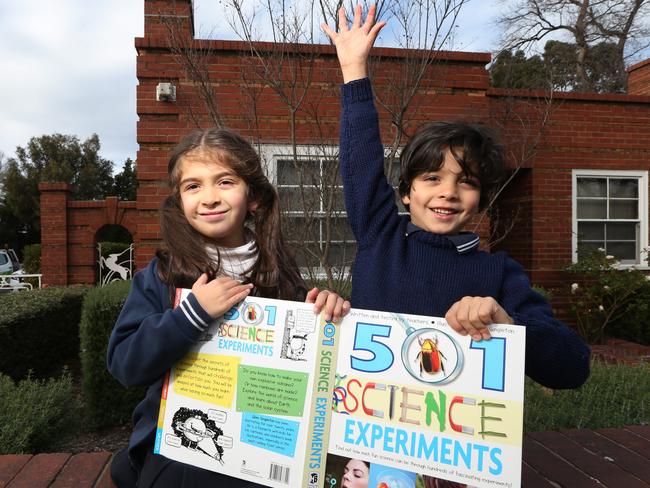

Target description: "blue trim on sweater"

left=340, top=77, right=589, bottom=390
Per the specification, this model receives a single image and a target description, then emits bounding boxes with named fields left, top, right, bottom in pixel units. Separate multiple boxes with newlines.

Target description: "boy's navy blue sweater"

left=340, top=77, right=590, bottom=390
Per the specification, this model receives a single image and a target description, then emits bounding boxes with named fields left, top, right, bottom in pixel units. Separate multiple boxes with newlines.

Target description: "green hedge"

left=80, top=280, right=145, bottom=428
left=0, top=371, right=76, bottom=454
left=0, top=286, right=89, bottom=380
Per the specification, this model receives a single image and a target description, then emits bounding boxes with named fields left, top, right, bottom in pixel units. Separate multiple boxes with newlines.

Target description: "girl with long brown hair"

left=108, top=128, right=350, bottom=487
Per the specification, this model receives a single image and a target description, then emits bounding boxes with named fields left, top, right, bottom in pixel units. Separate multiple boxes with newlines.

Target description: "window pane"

left=328, top=216, right=355, bottom=241
left=384, top=158, right=400, bottom=186
left=577, top=222, right=604, bottom=240
left=577, top=178, right=606, bottom=197
left=577, top=199, right=606, bottom=219
left=327, top=242, right=357, bottom=268
left=606, top=222, right=637, bottom=240
left=395, top=189, right=407, bottom=213
left=322, top=160, right=342, bottom=185
left=323, top=187, right=346, bottom=212
left=279, top=187, right=319, bottom=212
left=607, top=242, right=637, bottom=261
left=609, top=179, right=638, bottom=198
left=277, top=159, right=318, bottom=185
left=609, top=200, right=638, bottom=219
left=290, top=243, right=321, bottom=268
left=283, top=216, right=319, bottom=242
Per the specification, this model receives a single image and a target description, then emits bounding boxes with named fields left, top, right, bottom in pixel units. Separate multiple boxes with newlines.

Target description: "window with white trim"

left=252, top=142, right=355, bottom=273
left=572, top=170, right=648, bottom=264
left=277, top=156, right=357, bottom=269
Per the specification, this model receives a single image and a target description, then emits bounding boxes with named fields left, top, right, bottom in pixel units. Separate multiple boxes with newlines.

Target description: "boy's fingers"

left=352, top=4, right=362, bottom=29
left=321, top=22, right=336, bottom=40
left=363, top=4, right=376, bottom=32
left=368, top=21, right=385, bottom=41
left=338, top=7, right=348, bottom=32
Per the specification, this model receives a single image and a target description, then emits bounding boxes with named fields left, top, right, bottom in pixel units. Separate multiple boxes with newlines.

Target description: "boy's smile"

left=178, top=150, right=257, bottom=248
left=401, top=148, right=480, bottom=235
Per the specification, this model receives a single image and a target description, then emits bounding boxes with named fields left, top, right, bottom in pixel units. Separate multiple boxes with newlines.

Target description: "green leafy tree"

left=490, top=49, right=547, bottom=89
left=491, top=40, right=630, bottom=92
left=113, top=158, right=137, bottom=201
left=496, top=0, right=650, bottom=93
left=0, top=134, right=115, bottom=243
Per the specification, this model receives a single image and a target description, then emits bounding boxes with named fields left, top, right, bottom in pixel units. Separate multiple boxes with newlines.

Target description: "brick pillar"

left=627, top=58, right=650, bottom=95
left=39, top=182, right=71, bottom=286
left=144, top=0, right=194, bottom=38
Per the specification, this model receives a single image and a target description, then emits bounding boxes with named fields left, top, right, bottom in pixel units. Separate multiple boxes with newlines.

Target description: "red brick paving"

left=0, top=452, right=115, bottom=488
left=590, top=337, right=650, bottom=365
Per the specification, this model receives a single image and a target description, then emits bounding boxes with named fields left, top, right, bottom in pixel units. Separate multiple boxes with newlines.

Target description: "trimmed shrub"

left=80, top=280, right=144, bottom=428
left=22, top=244, right=41, bottom=273
left=0, top=286, right=89, bottom=380
left=0, top=370, right=76, bottom=454
left=605, top=280, right=650, bottom=346
left=566, top=249, right=649, bottom=343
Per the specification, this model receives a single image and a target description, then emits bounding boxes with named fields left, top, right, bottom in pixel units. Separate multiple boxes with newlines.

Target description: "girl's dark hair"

left=398, top=121, right=506, bottom=210
left=156, top=128, right=307, bottom=301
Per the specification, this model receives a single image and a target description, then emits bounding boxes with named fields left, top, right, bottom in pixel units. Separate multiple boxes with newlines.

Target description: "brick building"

left=41, top=0, right=650, bottom=309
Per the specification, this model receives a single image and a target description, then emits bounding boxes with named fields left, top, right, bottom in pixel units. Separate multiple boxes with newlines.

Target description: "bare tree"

left=365, top=0, right=469, bottom=181
left=478, top=89, right=557, bottom=247
left=158, top=0, right=555, bottom=290
left=496, top=0, right=650, bottom=92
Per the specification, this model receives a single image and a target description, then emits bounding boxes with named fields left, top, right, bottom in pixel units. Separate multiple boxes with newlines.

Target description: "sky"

left=0, top=1, right=509, bottom=171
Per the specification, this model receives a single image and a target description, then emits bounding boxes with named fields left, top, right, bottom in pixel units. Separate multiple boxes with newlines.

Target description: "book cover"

left=155, top=291, right=340, bottom=487
left=325, top=309, right=525, bottom=488
left=156, top=294, right=525, bottom=488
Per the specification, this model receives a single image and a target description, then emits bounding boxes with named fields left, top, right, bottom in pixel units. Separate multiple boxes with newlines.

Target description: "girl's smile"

left=178, top=150, right=257, bottom=248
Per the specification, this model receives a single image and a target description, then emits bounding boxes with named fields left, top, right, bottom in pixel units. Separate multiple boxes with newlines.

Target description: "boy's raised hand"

left=321, top=4, right=385, bottom=83
left=445, top=296, right=514, bottom=342
left=306, top=287, right=351, bottom=323
left=192, top=273, right=253, bottom=319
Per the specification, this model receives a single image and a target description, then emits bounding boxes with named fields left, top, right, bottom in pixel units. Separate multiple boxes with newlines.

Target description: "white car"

left=0, top=249, right=20, bottom=274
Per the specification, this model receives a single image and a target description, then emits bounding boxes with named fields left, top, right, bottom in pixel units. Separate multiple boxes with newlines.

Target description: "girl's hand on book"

left=192, top=273, right=253, bottom=318
left=445, top=296, right=514, bottom=342
left=321, top=4, right=385, bottom=83
left=306, top=287, right=351, bottom=323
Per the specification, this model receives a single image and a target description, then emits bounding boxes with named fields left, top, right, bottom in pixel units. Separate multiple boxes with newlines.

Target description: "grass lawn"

left=524, top=359, right=650, bottom=431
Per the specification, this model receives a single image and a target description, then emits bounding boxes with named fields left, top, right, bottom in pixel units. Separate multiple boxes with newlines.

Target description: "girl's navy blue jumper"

left=107, top=259, right=260, bottom=486
left=339, top=77, right=590, bottom=390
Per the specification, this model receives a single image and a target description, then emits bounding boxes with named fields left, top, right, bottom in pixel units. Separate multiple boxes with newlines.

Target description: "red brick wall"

left=628, top=59, right=650, bottom=96
left=134, top=0, right=650, bottom=310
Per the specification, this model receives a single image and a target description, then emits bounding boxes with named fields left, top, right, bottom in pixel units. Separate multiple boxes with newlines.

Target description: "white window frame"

left=258, top=144, right=354, bottom=278
left=572, top=169, right=648, bottom=266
